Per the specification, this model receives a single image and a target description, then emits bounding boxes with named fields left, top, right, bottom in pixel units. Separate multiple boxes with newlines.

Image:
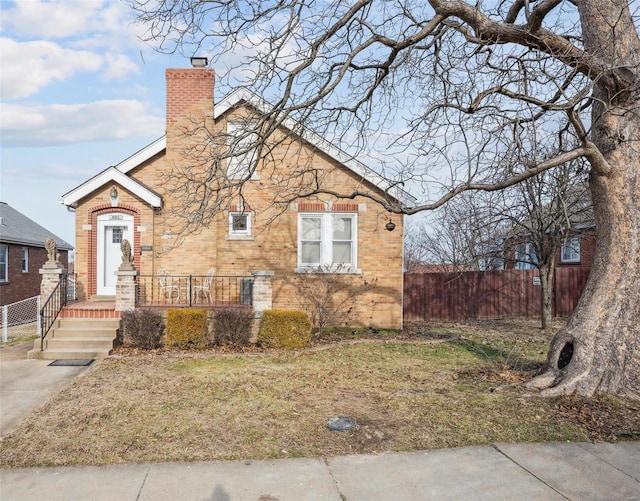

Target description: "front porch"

left=33, top=244, right=274, bottom=359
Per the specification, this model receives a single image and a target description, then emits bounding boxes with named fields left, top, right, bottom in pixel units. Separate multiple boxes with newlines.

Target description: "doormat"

left=49, top=359, right=94, bottom=367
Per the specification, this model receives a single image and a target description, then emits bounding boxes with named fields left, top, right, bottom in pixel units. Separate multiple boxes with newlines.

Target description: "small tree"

left=287, top=266, right=377, bottom=334
left=501, top=166, right=592, bottom=329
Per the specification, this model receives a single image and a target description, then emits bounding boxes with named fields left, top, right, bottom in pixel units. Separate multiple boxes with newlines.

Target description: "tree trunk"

left=538, top=262, right=554, bottom=331
left=528, top=0, right=640, bottom=400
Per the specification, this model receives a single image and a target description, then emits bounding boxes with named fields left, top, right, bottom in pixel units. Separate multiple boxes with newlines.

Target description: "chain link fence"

left=1, top=296, right=41, bottom=343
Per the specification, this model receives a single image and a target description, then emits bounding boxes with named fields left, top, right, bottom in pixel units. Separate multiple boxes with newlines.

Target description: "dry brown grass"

left=1, top=319, right=637, bottom=468
left=0, top=322, right=38, bottom=345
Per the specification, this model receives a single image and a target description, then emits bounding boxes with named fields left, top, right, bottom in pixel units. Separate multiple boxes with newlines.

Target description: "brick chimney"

left=165, top=65, right=215, bottom=153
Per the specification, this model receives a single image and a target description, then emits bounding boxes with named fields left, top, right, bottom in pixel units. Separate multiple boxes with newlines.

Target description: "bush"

left=121, top=309, right=165, bottom=350
left=257, top=309, right=312, bottom=349
left=214, top=308, right=254, bottom=347
left=165, top=309, right=208, bottom=349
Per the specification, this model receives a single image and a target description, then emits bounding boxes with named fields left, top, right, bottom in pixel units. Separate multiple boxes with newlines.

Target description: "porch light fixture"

left=190, top=56, right=208, bottom=68
left=110, top=186, right=119, bottom=207
left=385, top=218, right=396, bottom=232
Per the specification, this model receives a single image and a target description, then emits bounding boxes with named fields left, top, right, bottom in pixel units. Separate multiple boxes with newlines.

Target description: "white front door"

left=97, top=213, right=133, bottom=296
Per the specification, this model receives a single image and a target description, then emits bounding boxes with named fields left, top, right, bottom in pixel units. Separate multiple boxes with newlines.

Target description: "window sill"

left=295, top=267, right=362, bottom=275
left=228, top=175, right=261, bottom=182
left=225, top=235, right=255, bottom=241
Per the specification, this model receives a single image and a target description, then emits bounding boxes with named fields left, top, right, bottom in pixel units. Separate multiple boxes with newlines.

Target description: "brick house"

left=503, top=184, right=597, bottom=271
left=61, top=64, right=413, bottom=329
left=0, top=202, right=72, bottom=305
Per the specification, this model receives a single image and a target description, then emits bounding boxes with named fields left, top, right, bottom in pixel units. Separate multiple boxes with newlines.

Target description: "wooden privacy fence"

left=403, top=267, right=591, bottom=321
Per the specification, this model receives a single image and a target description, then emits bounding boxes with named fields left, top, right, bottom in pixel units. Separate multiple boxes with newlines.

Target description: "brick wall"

left=0, top=243, right=69, bottom=305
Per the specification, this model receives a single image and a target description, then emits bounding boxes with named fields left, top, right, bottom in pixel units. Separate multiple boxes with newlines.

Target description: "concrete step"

left=57, top=318, right=120, bottom=330
left=37, top=348, right=113, bottom=360
left=90, top=295, right=116, bottom=302
left=45, top=337, right=116, bottom=351
left=50, top=327, right=119, bottom=339
left=29, top=316, right=120, bottom=360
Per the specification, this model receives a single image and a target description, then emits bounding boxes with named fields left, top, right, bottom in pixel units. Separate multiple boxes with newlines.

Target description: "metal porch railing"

left=136, top=274, right=254, bottom=308
left=40, top=275, right=68, bottom=350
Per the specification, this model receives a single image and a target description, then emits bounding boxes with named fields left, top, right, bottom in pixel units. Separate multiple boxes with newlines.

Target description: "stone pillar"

left=40, top=237, right=67, bottom=304
left=115, top=239, right=137, bottom=312
left=250, top=271, right=274, bottom=343
left=115, top=270, right=138, bottom=311
left=251, top=270, right=274, bottom=313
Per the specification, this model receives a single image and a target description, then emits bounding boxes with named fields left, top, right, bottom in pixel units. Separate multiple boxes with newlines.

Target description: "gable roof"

left=0, top=202, right=73, bottom=250
left=63, top=88, right=415, bottom=208
left=63, top=167, right=162, bottom=209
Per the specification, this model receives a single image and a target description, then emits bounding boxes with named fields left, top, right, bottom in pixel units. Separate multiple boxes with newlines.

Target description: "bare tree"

left=130, top=1, right=640, bottom=399
left=407, top=165, right=591, bottom=331
left=501, top=163, right=593, bottom=329
left=406, top=192, right=508, bottom=272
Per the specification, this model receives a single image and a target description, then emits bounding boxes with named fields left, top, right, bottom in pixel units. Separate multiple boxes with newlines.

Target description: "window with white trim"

left=515, top=242, right=537, bottom=270
left=227, top=121, right=259, bottom=180
left=298, top=213, right=358, bottom=271
left=21, top=247, right=28, bottom=272
left=0, top=245, right=7, bottom=282
left=228, top=212, right=252, bottom=237
left=561, top=237, right=581, bottom=263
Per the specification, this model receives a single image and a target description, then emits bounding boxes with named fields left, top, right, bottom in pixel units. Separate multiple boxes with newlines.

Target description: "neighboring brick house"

left=504, top=228, right=596, bottom=271
left=501, top=183, right=596, bottom=271
left=62, top=64, right=414, bottom=329
left=0, top=202, right=73, bottom=305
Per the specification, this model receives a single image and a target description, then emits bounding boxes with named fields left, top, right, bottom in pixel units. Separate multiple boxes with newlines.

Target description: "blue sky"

left=0, top=0, right=192, bottom=247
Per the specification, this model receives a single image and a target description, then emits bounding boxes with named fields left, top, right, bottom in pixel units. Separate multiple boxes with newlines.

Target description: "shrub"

left=257, top=309, right=312, bottom=349
left=214, top=307, right=254, bottom=347
left=121, top=309, right=165, bottom=350
left=165, top=309, right=208, bottom=349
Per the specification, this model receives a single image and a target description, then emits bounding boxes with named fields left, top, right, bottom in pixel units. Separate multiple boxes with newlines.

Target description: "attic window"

left=227, top=121, right=259, bottom=180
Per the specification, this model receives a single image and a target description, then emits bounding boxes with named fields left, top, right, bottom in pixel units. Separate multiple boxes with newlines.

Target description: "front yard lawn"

left=1, top=319, right=638, bottom=467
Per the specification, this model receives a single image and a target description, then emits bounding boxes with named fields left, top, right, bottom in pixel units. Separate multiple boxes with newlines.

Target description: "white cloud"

left=0, top=38, right=102, bottom=98
left=0, top=38, right=142, bottom=98
left=2, top=0, right=130, bottom=40
left=0, top=100, right=164, bottom=146
left=103, top=53, right=140, bottom=81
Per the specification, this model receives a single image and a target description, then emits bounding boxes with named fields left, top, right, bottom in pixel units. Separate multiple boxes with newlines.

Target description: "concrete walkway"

left=0, top=442, right=638, bottom=500
left=0, top=341, right=93, bottom=436
left=1, top=340, right=639, bottom=500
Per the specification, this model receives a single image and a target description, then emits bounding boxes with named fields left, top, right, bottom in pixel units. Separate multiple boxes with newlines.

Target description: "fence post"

left=2, top=305, right=7, bottom=343
left=36, top=296, right=41, bottom=336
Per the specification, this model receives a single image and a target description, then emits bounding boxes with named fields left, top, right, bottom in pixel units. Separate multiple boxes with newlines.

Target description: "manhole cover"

left=326, top=416, right=356, bottom=432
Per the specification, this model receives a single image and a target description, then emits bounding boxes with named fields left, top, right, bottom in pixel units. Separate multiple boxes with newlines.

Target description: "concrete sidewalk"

left=1, top=441, right=639, bottom=500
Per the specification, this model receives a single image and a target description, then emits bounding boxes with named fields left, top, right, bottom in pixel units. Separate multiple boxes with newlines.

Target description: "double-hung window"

left=21, top=247, right=28, bottom=272
left=0, top=245, right=7, bottom=282
left=515, top=242, right=537, bottom=270
left=298, top=213, right=358, bottom=272
left=561, top=237, right=581, bottom=263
